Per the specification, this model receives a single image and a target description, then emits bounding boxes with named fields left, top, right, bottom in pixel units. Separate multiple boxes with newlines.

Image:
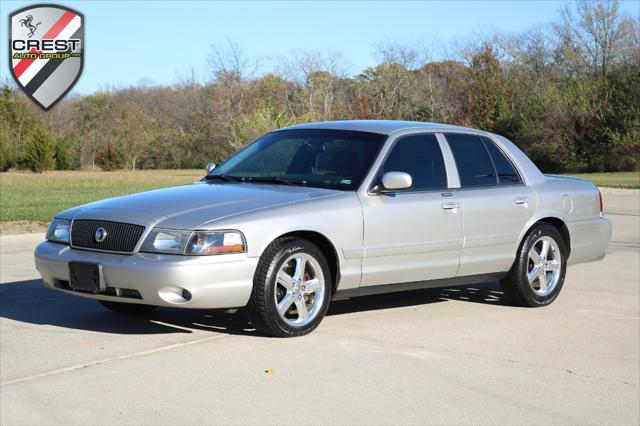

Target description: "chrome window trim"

left=435, top=133, right=460, bottom=188
left=438, top=182, right=526, bottom=193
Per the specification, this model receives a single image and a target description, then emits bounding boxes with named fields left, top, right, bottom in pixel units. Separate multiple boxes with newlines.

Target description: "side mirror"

left=378, top=171, right=412, bottom=192
left=206, top=162, right=217, bottom=173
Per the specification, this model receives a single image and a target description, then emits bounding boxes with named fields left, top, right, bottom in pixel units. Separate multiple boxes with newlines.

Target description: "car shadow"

left=0, top=279, right=508, bottom=336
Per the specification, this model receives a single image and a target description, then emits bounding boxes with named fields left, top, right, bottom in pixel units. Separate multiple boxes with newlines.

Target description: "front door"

left=359, top=133, right=463, bottom=286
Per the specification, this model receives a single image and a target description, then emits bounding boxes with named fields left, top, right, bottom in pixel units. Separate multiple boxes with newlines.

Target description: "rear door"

left=443, top=133, right=536, bottom=276
left=359, top=133, right=463, bottom=286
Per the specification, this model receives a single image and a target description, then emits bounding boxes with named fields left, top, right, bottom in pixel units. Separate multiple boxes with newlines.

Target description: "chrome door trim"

left=363, top=237, right=463, bottom=258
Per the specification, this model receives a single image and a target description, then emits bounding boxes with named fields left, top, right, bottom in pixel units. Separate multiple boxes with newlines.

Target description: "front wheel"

left=247, top=237, right=332, bottom=337
left=500, top=223, right=568, bottom=307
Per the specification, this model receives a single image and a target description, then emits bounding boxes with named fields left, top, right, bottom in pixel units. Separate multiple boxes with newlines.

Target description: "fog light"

left=182, top=289, right=192, bottom=301
left=158, top=286, right=191, bottom=304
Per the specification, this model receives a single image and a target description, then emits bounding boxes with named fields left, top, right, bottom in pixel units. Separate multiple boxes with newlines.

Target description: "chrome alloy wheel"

left=527, top=236, right=562, bottom=296
left=274, top=253, right=326, bottom=327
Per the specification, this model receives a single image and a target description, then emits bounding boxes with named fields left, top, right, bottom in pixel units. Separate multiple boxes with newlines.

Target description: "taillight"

left=598, top=188, right=603, bottom=216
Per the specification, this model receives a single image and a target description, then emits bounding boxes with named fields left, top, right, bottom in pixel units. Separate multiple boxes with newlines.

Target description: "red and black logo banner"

left=9, top=4, right=84, bottom=110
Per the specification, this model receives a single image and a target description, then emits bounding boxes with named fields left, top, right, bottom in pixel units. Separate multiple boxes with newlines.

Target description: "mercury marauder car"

left=34, top=120, right=612, bottom=337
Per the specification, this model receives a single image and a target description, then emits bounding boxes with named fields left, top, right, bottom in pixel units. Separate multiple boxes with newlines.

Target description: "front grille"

left=71, top=220, right=145, bottom=253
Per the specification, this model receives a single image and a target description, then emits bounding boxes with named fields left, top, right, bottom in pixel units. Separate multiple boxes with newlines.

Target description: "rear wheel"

left=500, top=223, right=567, bottom=307
left=99, top=300, right=157, bottom=314
left=247, top=237, right=331, bottom=337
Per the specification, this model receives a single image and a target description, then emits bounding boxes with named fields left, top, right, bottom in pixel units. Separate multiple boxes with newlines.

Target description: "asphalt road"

left=1, top=188, right=638, bottom=425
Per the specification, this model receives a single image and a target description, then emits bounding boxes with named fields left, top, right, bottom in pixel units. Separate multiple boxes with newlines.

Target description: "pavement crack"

left=0, top=333, right=230, bottom=387
left=318, top=330, right=639, bottom=388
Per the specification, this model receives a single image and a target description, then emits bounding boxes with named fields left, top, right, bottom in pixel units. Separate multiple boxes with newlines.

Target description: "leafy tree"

left=97, top=141, right=124, bottom=171
left=0, top=85, right=39, bottom=171
left=466, top=43, right=510, bottom=133
left=112, top=101, right=155, bottom=170
left=54, top=136, right=74, bottom=170
left=23, top=127, right=55, bottom=172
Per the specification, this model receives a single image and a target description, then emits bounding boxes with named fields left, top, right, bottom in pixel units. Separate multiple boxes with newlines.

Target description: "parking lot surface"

left=1, top=188, right=638, bottom=425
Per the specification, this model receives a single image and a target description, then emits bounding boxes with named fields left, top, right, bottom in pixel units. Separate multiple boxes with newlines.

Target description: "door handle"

left=514, top=197, right=529, bottom=207
left=441, top=202, right=460, bottom=210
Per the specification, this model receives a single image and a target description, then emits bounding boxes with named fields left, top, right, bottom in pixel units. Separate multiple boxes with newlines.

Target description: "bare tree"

left=555, top=0, right=638, bottom=76
left=207, top=38, right=259, bottom=81
left=274, top=49, right=348, bottom=120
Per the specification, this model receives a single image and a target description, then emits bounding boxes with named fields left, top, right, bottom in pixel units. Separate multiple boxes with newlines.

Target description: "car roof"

left=281, top=120, right=483, bottom=136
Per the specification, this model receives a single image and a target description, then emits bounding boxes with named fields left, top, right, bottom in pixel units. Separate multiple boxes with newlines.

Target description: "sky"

left=2, top=0, right=639, bottom=95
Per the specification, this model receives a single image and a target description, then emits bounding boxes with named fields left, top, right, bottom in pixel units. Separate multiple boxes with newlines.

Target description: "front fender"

left=207, top=192, right=365, bottom=291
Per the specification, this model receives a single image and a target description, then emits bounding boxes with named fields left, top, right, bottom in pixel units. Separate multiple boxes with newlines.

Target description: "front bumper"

left=34, top=241, right=258, bottom=309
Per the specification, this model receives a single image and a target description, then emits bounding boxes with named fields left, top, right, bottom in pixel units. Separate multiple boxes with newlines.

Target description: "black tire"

left=246, top=237, right=332, bottom=337
left=99, top=300, right=157, bottom=314
left=500, top=223, right=568, bottom=307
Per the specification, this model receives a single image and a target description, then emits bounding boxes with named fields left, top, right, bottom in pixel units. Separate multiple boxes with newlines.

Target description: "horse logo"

left=19, top=14, right=41, bottom=38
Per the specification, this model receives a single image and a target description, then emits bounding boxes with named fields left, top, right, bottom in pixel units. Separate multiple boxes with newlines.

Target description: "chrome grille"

left=71, top=220, right=145, bottom=253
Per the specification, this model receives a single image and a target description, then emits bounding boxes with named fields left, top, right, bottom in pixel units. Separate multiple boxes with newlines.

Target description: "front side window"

left=209, top=129, right=386, bottom=190
left=378, top=134, right=447, bottom=191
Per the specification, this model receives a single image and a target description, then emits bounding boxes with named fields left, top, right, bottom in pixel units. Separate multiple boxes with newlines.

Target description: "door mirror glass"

left=206, top=162, right=217, bottom=173
left=381, top=171, right=412, bottom=191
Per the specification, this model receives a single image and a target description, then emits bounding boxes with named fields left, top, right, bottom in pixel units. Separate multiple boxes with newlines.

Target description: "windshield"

left=208, top=129, right=387, bottom=190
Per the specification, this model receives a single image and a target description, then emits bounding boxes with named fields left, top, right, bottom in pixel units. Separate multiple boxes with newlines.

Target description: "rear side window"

left=379, top=134, right=447, bottom=191
left=482, top=138, right=521, bottom=184
left=445, top=134, right=497, bottom=187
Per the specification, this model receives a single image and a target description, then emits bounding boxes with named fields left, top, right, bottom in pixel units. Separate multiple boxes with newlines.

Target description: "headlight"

left=46, top=218, right=71, bottom=244
left=140, top=229, right=246, bottom=255
left=186, top=230, right=246, bottom=255
left=140, top=228, right=192, bottom=254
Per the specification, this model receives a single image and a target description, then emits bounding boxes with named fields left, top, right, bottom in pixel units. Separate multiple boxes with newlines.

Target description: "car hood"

left=57, top=182, right=341, bottom=230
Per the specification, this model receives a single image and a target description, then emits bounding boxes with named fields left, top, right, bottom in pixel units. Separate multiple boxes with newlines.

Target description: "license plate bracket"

left=69, top=261, right=106, bottom=293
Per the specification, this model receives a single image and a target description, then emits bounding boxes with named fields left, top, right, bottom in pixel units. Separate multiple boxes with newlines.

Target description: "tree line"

left=1, top=0, right=638, bottom=173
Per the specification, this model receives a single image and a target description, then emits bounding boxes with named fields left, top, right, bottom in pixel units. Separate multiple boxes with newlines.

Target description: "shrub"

left=22, top=127, right=55, bottom=173
left=54, top=137, right=75, bottom=170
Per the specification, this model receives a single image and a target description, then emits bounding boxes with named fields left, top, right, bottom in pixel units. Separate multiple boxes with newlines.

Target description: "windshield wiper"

left=246, top=176, right=307, bottom=186
left=203, top=174, right=245, bottom=182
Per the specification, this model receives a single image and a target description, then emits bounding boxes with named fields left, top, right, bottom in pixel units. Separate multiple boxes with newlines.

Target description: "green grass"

left=564, top=172, right=640, bottom=189
left=1, top=170, right=638, bottom=233
left=0, top=170, right=204, bottom=225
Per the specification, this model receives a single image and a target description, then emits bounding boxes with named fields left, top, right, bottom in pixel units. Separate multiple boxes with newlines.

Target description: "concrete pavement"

left=0, top=188, right=638, bottom=425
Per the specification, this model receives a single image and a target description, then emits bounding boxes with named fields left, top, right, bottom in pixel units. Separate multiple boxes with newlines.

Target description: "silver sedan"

left=34, top=120, right=612, bottom=337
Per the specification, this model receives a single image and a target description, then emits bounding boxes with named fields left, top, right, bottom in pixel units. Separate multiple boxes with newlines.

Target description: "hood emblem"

left=94, top=227, right=107, bottom=243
